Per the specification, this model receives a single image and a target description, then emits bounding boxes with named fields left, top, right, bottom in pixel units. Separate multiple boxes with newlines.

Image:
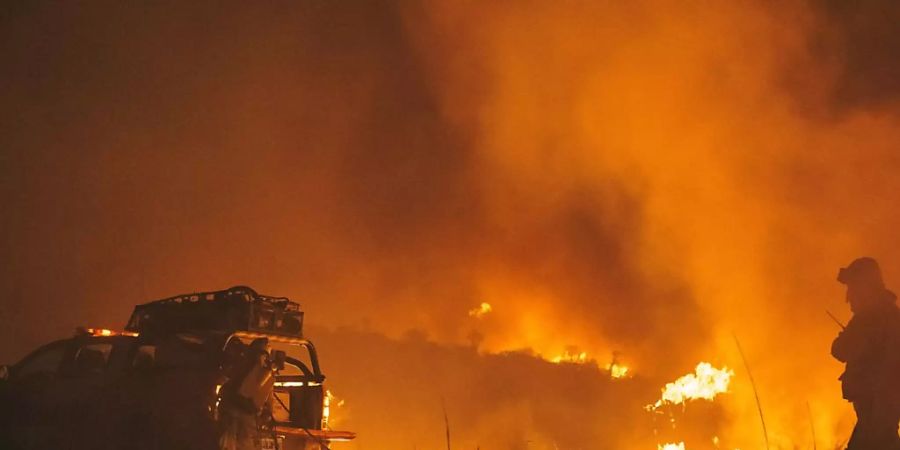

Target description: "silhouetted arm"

left=831, top=316, right=865, bottom=363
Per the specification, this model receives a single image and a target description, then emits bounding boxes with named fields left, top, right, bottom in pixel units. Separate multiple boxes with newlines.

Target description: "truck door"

left=53, top=338, right=118, bottom=449
left=0, top=339, right=71, bottom=449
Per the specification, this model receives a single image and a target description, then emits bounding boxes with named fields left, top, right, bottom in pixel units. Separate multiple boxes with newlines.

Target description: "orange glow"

left=550, top=349, right=588, bottom=364
left=322, top=389, right=344, bottom=430
left=468, top=302, right=493, bottom=318
left=83, top=327, right=138, bottom=337
left=608, top=362, right=630, bottom=379
left=648, top=362, right=734, bottom=411
left=274, top=381, right=321, bottom=387
left=275, top=427, right=356, bottom=442
left=232, top=331, right=307, bottom=345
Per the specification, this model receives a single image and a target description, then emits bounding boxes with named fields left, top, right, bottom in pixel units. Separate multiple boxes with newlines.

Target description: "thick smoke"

left=1, top=0, right=899, bottom=448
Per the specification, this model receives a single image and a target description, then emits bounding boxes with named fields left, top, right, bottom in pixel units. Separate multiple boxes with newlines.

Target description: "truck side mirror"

left=272, top=351, right=286, bottom=371
left=0, top=365, right=9, bottom=381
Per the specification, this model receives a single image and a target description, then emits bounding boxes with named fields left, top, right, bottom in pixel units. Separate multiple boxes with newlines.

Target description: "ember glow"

left=648, top=363, right=734, bottom=411
left=322, top=389, right=345, bottom=430
left=82, top=328, right=138, bottom=338
left=322, top=389, right=333, bottom=429
left=467, top=302, right=493, bottom=319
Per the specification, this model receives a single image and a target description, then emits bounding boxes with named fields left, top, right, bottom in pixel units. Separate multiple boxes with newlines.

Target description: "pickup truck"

left=0, top=286, right=354, bottom=450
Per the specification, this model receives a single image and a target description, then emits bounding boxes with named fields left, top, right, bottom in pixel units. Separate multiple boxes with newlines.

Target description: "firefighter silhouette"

left=832, top=257, right=900, bottom=450
left=218, top=338, right=275, bottom=450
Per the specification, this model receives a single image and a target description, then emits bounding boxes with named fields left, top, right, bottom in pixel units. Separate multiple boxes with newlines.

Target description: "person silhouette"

left=831, top=257, right=900, bottom=450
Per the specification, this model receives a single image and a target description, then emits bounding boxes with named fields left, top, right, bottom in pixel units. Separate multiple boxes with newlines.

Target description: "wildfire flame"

left=608, top=362, right=629, bottom=379
left=658, top=443, right=685, bottom=450
left=322, top=389, right=345, bottom=429
left=468, top=302, right=493, bottom=318
left=550, top=349, right=589, bottom=364
left=648, top=362, right=733, bottom=411
left=547, top=350, right=632, bottom=380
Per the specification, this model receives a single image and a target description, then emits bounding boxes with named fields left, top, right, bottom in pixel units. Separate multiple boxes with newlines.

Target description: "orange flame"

left=322, top=389, right=345, bottom=429
left=608, top=362, right=630, bottom=379
left=468, top=302, right=493, bottom=318
left=658, top=443, right=685, bottom=450
left=550, top=349, right=589, bottom=364
left=648, top=362, right=733, bottom=411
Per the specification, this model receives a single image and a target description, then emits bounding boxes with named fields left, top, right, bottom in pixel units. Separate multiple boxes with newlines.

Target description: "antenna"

left=825, top=310, right=846, bottom=330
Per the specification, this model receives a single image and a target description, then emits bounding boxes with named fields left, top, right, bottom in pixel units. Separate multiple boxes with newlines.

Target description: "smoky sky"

left=0, top=0, right=706, bottom=368
left=0, top=0, right=481, bottom=353
left=2, top=1, right=900, bottom=448
left=813, top=0, right=900, bottom=111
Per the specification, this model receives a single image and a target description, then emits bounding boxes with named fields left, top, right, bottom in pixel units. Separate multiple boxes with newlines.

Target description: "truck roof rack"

left=125, top=286, right=304, bottom=338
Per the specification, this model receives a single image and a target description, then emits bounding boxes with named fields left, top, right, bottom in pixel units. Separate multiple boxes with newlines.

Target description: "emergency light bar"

left=75, top=327, right=139, bottom=337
